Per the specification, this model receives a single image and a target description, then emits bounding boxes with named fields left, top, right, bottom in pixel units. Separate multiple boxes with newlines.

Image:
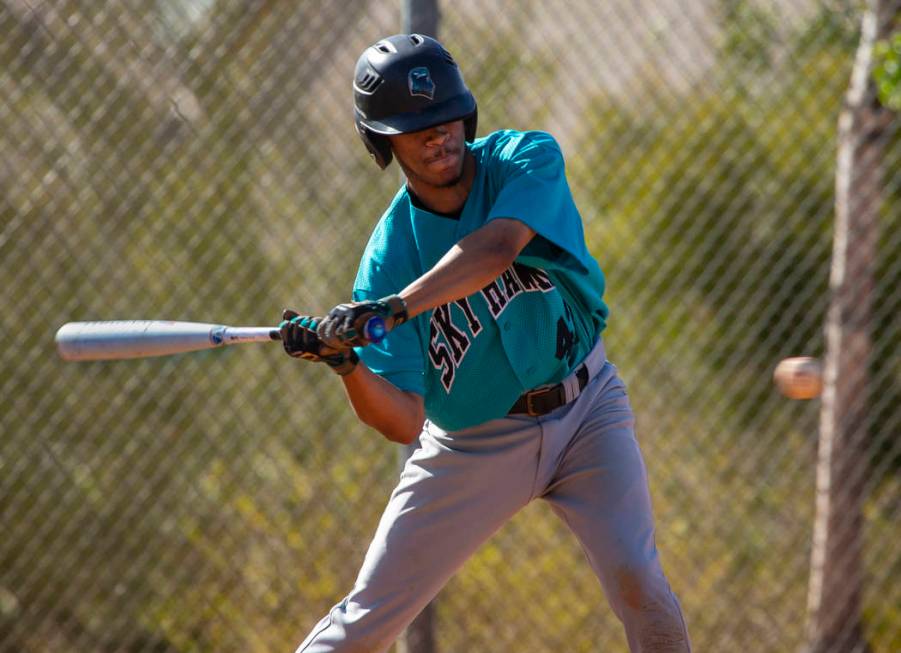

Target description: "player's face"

left=389, top=120, right=467, bottom=189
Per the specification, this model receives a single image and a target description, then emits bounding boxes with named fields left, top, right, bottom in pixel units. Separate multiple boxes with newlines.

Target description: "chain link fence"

left=2, top=1, right=899, bottom=651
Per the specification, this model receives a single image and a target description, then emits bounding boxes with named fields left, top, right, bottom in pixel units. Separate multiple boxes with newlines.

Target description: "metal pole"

left=397, top=5, right=440, bottom=652
left=402, top=0, right=440, bottom=38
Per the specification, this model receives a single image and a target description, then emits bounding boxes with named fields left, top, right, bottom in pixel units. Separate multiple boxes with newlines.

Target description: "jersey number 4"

left=555, top=315, right=578, bottom=366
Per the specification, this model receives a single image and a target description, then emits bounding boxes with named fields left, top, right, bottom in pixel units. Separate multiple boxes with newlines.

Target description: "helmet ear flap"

left=355, top=122, right=393, bottom=169
left=464, top=106, right=478, bottom=142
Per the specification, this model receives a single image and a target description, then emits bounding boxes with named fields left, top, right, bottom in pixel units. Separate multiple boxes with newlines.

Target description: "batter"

left=279, top=34, right=691, bottom=652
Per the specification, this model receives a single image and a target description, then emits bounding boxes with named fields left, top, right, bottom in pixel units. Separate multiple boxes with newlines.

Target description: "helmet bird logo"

left=408, top=67, right=435, bottom=99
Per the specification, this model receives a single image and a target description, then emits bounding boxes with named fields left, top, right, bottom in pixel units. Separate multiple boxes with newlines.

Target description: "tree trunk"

left=803, top=2, right=898, bottom=652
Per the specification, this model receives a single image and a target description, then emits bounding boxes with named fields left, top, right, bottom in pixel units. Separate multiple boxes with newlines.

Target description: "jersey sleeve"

left=486, top=131, right=591, bottom=273
left=352, top=239, right=426, bottom=396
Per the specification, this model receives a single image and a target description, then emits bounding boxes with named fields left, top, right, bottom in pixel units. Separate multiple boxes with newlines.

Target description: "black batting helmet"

left=353, top=34, right=478, bottom=169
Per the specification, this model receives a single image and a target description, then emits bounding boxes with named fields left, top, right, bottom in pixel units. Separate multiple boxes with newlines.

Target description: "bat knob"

left=363, top=316, right=386, bottom=344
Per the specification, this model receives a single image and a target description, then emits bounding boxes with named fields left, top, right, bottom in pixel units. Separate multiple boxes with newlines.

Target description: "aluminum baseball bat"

left=55, top=321, right=281, bottom=361
left=55, top=317, right=387, bottom=362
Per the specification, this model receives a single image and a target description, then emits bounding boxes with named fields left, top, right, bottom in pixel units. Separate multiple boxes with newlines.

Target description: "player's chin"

left=425, top=155, right=463, bottom=186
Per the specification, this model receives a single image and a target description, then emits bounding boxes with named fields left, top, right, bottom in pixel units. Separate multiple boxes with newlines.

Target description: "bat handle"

left=363, top=316, right=387, bottom=344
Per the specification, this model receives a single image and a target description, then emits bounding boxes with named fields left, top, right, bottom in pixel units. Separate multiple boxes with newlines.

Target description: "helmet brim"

left=357, top=93, right=476, bottom=135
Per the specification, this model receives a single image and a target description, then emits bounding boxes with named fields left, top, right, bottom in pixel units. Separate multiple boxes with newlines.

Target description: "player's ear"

left=385, top=134, right=408, bottom=170
left=355, top=122, right=393, bottom=169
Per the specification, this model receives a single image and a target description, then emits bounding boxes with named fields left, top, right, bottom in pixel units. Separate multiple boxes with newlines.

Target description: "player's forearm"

left=340, top=363, right=425, bottom=444
left=399, top=218, right=535, bottom=319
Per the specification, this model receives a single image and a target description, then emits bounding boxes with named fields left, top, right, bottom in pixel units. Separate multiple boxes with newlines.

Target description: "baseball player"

left=279, top=34, right=691, bottom=652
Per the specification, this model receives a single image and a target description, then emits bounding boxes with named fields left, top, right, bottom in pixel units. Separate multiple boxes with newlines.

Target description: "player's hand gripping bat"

left=317, top=295, right=407, bottom=349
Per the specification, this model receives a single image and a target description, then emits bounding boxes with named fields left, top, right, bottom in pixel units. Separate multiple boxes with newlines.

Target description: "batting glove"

left=279, top=310, right=359, bottom=376
left=317, top=295, right=408, bottom=349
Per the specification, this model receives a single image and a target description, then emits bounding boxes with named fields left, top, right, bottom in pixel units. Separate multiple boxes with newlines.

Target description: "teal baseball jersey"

left=353, top=130, right=608, bottom=431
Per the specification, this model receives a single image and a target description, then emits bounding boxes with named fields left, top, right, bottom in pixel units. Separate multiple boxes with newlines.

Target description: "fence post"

left=397, top=4, right=440, bottom=652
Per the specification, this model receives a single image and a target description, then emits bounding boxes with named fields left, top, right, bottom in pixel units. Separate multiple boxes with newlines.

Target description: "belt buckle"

left=525, top=387, right=553, bottom=416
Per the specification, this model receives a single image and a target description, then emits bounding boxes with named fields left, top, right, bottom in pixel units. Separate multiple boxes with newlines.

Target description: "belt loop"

left=525, top=393, right=540, bottom=417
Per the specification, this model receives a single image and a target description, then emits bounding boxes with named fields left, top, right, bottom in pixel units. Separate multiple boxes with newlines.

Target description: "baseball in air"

left=773, top=357, right=823, bottom=400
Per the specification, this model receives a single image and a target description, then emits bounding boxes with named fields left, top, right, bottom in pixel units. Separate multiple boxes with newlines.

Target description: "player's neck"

left=405, top=151, right=476, bottom=215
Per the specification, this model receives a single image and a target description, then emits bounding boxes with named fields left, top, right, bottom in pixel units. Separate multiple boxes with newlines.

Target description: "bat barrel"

left=55, top=321, right=279, bottom=362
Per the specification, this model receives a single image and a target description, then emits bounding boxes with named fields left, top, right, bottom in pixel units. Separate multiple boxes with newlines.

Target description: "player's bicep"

left=465, top=217, right=536, bottom=264
left=485, top=217, right=536, bottom=253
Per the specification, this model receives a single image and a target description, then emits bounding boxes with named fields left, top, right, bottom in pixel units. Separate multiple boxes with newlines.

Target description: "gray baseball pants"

left=296, top=340, right=690, bottom=652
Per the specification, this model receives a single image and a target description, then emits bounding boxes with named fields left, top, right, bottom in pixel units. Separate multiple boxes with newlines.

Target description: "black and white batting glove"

left=279, top=310, right=359, bottom=376
left=317, top=295, right=408, bottom=349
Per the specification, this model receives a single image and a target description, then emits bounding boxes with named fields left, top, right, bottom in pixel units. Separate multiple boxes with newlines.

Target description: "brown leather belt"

left=508, top=363, right=590, bottom=417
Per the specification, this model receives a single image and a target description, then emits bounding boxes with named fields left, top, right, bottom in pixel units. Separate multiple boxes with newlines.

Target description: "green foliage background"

left=1, top=1, right=898, bottom=652
left=875, top=29, right=901, bottom=110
